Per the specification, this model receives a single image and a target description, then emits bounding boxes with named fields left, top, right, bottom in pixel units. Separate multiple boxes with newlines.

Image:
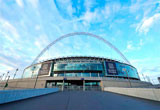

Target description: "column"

left=83, top=80, right=85, bottom=91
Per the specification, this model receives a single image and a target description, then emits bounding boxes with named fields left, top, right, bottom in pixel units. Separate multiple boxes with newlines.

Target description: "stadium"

left=22, top=56, right=140, bottom=90
left=0, top=32, right=152, bottom=90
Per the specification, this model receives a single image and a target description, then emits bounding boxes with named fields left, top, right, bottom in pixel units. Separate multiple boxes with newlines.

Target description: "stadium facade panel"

left=23, top=56, right=140, bottom=80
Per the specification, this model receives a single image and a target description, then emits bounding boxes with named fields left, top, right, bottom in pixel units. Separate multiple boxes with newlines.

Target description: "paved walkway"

left=0, top=91, right=160, bottom=110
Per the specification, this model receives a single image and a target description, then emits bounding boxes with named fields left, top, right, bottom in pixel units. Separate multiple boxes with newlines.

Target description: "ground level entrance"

left=46, top=80, right=101, bottom=91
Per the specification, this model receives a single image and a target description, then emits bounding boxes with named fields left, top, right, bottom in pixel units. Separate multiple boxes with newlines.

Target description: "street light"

left=142, top=73, right=146, bottom=82
left=13, top=68, right=19, bottom=79
left=4, top=71, right=9, bottom=81
left=31, top=66, right=36, bottom=78
left=3, top=75, right=10, bottom=90
left=0, top=73, right=5, bottom=81
left=34, top=68, right=41, bottom=89
left=122, top=68, right=132, bottom=87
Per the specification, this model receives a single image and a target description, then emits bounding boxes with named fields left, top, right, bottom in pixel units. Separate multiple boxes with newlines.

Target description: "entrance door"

left=64, top=80, right=83, bottom=91
left=85, top=81, right=101, bottom=91
left=46, top=80, right=101, bottom=91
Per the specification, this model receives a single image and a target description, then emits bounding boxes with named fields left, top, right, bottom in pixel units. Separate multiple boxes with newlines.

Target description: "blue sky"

left=0, top=0, right=160, bottom=83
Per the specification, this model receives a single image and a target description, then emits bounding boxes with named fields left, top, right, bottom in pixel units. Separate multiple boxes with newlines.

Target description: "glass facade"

left=53, top=62, right=104, bottom=77
left=115, top=62, right=139, bottom=79
left=53, top=73, right=101, bottom=77
left=22, top=64, right=41, bottom=78
left=23, top=58, right=139, bottom=80
left=54, top=63, right=103, bottom=71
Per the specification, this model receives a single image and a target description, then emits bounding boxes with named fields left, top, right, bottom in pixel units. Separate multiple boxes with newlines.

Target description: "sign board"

left=105, top=62, right=118, bottom=75
left=38, top=63, right=51, bottom=76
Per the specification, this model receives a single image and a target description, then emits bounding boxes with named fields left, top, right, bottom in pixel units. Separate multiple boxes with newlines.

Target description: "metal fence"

left=47, top=85, right=101, bottom=91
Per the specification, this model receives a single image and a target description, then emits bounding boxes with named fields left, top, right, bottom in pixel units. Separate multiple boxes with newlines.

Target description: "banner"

left=38, top=63, right=51, bottom=76
left=105, top=62, right=118, bottom=75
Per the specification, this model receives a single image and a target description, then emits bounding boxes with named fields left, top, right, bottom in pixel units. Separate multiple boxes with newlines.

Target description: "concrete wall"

left=104, top=87, right=160, bottom=101
left=0, top=88, right=59, bottom=104
left=102, top=78, right=152, bottom=88
left=0, top=76, right=153, bottom=90
left=0, top=78, right=47, bottom=90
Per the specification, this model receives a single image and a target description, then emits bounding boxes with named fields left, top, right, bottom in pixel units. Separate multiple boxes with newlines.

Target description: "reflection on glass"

left=115, top=62, right=139, bottom=79
left=23, top=64, right=41, bottom=78
left=54, top=63, right=103, bottom=71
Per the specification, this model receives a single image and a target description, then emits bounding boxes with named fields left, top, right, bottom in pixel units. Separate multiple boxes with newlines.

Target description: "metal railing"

left=46, top=85, right=101, bottom=91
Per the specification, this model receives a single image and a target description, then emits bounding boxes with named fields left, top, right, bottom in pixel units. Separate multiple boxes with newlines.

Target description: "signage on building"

left=38, top=63, right=51, bottom=76
left=105, top=62, right=118, bottom=75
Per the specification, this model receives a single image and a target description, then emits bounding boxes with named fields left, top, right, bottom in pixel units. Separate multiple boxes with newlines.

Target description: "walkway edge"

left=0, top=88, right=59, bottom=104
left=104, top=87, right=160, bottom=101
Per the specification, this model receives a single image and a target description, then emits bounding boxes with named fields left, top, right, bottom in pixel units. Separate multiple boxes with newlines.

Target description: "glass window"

left=91, top=73, right=98, bottom=77
left=65, top=73, right=77, bottom=77
left=115, top=62, right=139, bottom=79
left=77, top=73, right=82, bottom=77
left=54, top=63, right=103, bottom=71
left=57, top=73, right=64, bottom=76
left=23, top=64, right=41, bottom=78
left=81, top=73, right=90, bottom=77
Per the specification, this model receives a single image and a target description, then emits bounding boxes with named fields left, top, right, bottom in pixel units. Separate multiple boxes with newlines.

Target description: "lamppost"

left=142, top=73, right=146, bottom=81
left=122, top=68, right=132, bottom=87
left=0, top=73, right=5, bottom=81
left=34, top=68, right=41, bottom=89
left=13, top=68, right=18, bottom=79
left=31, top=66, right=36, bottom=78
left=4, top=71, right=9, bottom=81
left=3, top=75, right=10, bottom=90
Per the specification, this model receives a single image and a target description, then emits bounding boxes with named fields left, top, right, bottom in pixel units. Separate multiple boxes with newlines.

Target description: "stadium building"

left=22, top=56, right=141, bottom=90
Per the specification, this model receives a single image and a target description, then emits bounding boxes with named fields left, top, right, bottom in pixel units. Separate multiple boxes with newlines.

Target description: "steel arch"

left=31, top=32, right=130, bottom=65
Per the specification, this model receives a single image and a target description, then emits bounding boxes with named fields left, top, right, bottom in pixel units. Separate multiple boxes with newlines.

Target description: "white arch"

left=31, top=32, right=130, bottom=65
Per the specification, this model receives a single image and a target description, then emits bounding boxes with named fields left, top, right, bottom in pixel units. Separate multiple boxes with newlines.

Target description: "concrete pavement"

left=0, top=91, right=160, bottom=110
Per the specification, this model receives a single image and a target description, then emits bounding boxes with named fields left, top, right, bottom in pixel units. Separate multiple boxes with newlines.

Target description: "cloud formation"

left=136, top=13, right=160, bottom=34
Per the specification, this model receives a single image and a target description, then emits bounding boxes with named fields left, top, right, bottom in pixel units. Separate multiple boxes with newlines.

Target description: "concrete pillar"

left=83, top=80, right=85, bottom=91
left=100, top=81, right=104, bottom=91
left=62, top=80, right=64, bottom=91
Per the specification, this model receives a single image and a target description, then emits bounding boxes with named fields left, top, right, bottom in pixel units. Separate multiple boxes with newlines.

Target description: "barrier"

left=0, top=88, right=59, bottom=104
left=104, top=87, right=160, bottom=101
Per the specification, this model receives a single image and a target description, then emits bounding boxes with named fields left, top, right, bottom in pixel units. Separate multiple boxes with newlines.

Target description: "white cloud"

left=67, top=2, right=75, bottom=17
left=136, top=13, right=160, bottom=34
left=0, top=63, right=14, bottom=73
left=16, top=0, right=24, bottom=8
left=127, top=41, right=134, bottom=50
left=101, top=6, right=110, bottom=19
left=129, top=0, right=160, bottom=14
left=35, top=25, right=41, bottom=31
left=34, top=34, right=50, bottom=50
left=55, top=0, right=75, bottom=17
left=84, top=0, right=96, bottom=10
left=82, top=10, right=98, bottom=23
left=102, top=2, right=121, bottom=19
left=81, top=1, right=121, bottom=26
left=139, top=39, right=144, bottom=46
left=0, top=18, right=20, bottom=42
left=124, top=41, right=135, bottom=53
left=124, top=39, right=145, bottom=53
left=28, top=0, right=39, bottom=8
left=129, top=0, right=141, bottom=13
left=0, top=56, right=18, bottom=69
